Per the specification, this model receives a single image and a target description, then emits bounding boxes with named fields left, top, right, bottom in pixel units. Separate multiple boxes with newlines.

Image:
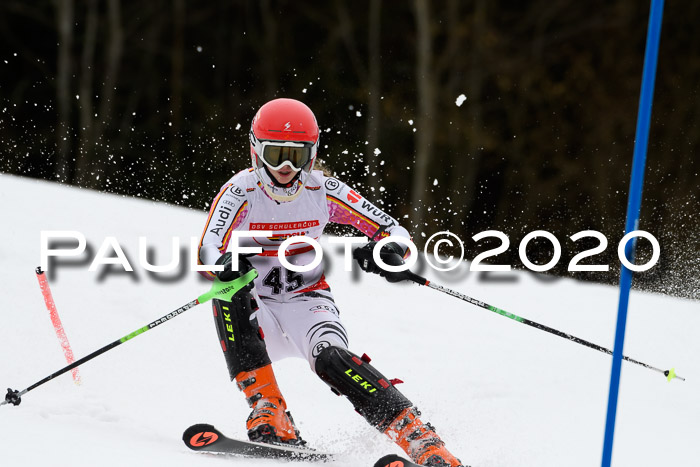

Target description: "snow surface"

left=0, top=173, right=698, bottom=467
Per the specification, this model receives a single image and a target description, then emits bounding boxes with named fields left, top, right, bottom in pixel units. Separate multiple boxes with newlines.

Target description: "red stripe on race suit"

left=296, top=275, right=330, bottom=294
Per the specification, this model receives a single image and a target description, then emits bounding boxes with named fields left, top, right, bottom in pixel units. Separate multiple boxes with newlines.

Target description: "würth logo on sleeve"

left=347, top=190, right=362, bottom=203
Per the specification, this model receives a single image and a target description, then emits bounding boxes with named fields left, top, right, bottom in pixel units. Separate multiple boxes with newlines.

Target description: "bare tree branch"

left=365, top=0, right=382, bottom=192
left=54, top=0, right=74, bottom=182
left=90, top=0, right=124, bottom=188
left=410, top=0, right=436, bottom=232
left=334, top=0, right=367, bottom=82
left=75, top=0, right=98, bottom=183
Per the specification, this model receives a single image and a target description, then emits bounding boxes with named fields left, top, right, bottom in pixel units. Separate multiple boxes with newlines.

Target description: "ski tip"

left=183, top=423, right=223, bottom=450
left=182, top=423, right=334, bottom=461
left=374, top=454, right=420, bottom=467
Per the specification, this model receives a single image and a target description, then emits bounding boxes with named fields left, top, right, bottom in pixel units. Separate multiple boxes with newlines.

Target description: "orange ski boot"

left=235, top=364, right=303, bottom=445
left=384, top=407, right=463, bottom=467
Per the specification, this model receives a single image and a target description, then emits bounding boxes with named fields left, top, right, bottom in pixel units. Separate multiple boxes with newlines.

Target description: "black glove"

left=353, top=241, right=409, bottom=283
left=215, top=252, right=254, bottom=282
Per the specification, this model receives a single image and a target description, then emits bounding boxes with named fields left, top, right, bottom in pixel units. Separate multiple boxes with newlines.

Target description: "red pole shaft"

left=35, top=267, right=81, bottom=384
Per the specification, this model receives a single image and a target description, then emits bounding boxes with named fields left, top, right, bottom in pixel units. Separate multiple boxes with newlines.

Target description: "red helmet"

left=250, top=99, right=319, bottom=172
left=249, top=99, right=320, bottom=202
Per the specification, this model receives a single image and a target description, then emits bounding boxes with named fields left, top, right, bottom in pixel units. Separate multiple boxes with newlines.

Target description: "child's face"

left=268, top=165, right=297, bottom=185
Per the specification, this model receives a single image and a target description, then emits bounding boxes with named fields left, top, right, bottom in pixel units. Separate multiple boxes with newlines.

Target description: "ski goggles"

left=257, top=141, right=316, bottom=171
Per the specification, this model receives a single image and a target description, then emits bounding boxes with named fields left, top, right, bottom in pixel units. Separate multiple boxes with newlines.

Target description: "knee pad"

left=314, top=346, right=412, bottom=431
left=212, top=292, right=271, bottom=380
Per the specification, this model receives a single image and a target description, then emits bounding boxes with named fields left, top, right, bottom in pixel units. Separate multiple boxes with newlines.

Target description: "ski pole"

left=2, top=269, right=258, bottom=407
left=404, top=271, right=684, bottom=382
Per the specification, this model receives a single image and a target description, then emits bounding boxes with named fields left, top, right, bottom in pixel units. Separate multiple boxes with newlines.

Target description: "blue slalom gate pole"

left=601, top=1, right=665, bottom=466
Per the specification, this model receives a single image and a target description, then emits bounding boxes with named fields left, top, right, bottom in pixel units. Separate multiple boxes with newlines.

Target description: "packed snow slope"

left=0, top=173, right=698, bottom=467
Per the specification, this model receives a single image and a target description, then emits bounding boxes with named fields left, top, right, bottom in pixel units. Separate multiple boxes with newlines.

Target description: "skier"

left=197, top=98, right=463, bottom=467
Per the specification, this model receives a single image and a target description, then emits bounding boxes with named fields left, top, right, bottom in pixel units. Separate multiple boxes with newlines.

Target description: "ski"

left=374, top=454, right=422, bottom=467
left=182, top=423, right=332, bottom=462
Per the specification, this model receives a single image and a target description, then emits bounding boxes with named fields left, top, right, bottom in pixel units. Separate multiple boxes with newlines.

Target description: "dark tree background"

left=1, top=0, right=698, bottom=298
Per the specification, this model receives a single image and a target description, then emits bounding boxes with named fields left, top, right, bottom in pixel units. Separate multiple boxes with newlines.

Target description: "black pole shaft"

left=2, top=298, right=199, bottom=406
left=518, top=315, right=662, bottom=375
left=406, top=271, right=683, bottom=381
left=24, top=339, right=120, bottom=394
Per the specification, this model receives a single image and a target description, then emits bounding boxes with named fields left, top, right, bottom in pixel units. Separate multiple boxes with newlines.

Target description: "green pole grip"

left=196, top=269, right=258, bottom=304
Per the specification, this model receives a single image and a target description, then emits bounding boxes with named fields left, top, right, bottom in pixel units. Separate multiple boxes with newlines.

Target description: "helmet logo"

left=283, top=121, right=292, bottom=131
